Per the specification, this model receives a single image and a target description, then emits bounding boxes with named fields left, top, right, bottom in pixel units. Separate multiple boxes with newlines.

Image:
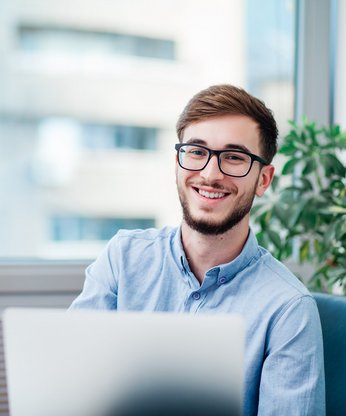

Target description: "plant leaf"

left=299, top=177, right=313, bottom=191
left=271, top=175, right=279, bottom=192
left=273, top=204, right=289, bottom=227
left=302, top=158, right=317, bottom=175
left=299, top=240, right=310, bottom=262
left=267, top=229, right=282, bottom=250
left=279, top=143, right=297, bottom=155
left=288, top=199, right=308, bottom=228
left=321, top=154, right=346, bottom=177
left=282, top=158, right=300, bottom=175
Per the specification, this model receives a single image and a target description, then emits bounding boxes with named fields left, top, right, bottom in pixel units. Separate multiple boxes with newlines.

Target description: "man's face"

left=175, top=114, right=274, bottom=235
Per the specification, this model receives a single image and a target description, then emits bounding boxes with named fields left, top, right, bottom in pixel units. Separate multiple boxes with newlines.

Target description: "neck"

left=181, top=217, right=250, bottom=284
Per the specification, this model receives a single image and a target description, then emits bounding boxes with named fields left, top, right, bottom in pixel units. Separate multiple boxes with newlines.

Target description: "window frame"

left=0, top=260, right=87, bottom=311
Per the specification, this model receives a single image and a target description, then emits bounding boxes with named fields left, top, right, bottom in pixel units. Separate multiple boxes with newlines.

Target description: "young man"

left=71, top=85, right=325, bottom=415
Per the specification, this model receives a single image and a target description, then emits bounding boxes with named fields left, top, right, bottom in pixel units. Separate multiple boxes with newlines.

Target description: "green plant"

left=252, top=118, right=346, bottom=294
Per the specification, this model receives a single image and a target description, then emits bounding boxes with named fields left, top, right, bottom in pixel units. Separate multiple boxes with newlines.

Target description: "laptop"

left=3, top=308, right=244, bottom=416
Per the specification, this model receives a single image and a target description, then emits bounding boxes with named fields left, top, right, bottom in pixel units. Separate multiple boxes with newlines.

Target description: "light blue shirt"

left=71, top=226, right=325, bottom=416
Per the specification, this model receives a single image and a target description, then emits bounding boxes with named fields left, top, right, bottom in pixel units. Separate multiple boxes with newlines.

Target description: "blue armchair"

left=313, top=293, right=346, bottom=416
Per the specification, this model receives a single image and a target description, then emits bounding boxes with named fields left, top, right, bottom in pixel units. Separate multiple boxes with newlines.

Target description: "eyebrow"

left=185, top=138, right=252, bottom=153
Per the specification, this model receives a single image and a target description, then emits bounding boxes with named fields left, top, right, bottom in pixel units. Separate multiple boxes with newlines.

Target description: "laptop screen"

left=3, top=308, right=244, bottom=416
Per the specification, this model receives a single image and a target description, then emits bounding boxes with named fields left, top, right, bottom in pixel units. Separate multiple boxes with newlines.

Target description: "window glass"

left=0, top=0, right=295, bottom=259
left=18, top=25, right=176, bottom=60
left=335, top=0, right=346, bottom=127
left=51, top=217, right=155, bottom=241
left=246, top=0, right=295, bottom=132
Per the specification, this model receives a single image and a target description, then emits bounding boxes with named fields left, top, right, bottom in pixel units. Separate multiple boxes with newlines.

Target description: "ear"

left=255, top=164, right=275, bottom=197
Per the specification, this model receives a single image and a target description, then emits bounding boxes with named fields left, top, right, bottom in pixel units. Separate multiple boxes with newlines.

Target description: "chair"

left=313, top=293, right=346, bottom=416
left=0, top=318, right=9, bottom=416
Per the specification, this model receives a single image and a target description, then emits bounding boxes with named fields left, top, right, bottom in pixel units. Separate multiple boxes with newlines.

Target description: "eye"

left=190, top=149, right=205, bottom=156
left=186, top=146, right=208, bottom=157
left=223, top=152, right=248, bottom=163
left=227, top=154, right=241, bottom=160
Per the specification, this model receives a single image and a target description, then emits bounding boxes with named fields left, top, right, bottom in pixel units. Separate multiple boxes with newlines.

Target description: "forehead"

left=182, top=114, right=261, bottom=155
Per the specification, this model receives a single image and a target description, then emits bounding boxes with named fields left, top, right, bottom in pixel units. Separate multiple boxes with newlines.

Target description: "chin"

left=183, top=212, right=246, bottom=235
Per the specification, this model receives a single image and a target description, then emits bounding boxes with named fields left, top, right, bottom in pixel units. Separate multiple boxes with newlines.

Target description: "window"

left=83, top=124, right=158, bottom=151
left=51, top=217, right=155, bottom=241
left=335, top=0, right=346, bottom=127
left=0, top=0, right=297, bottom=259
left=246, top=0, right=295, bottom=131
left=18, top=25, right=176, bottom=60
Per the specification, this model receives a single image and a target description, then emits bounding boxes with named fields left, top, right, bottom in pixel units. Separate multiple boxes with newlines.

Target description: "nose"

left=200, top=154, right=224, bottom=181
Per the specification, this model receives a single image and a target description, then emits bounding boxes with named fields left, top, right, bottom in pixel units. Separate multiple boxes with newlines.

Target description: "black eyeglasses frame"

left=175, top=143, right=269, bottom=178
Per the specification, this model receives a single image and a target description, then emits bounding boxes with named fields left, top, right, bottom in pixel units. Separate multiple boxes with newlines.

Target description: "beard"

left=177, top=181, right=257, bottom=236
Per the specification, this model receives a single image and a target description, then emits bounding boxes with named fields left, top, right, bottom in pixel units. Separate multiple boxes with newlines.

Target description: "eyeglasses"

left=175, top=143, right=269, bottom=178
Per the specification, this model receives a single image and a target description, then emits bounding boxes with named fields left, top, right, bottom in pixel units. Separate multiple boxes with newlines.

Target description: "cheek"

left=229, top=177, right=257, bottom=198
left=175, top=161, right=184, bottom=185
left=176, top=167, right=187, bottom=189
left=224, top=177, right=242, bottom=195
left=176, top=166, right=195, bottom=184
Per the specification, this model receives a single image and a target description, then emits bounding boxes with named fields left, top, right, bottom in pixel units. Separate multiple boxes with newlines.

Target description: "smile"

left=194, top=188, right=229, bottom=199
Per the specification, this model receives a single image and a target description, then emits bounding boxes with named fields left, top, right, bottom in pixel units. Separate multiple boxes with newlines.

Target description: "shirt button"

left=219, top=277, right=226, bottom=284
left=192, top=292, right=201, bottom=300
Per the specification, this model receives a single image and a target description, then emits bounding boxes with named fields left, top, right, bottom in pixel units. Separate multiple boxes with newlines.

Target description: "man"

left=71, top=85, right=325, bottom=415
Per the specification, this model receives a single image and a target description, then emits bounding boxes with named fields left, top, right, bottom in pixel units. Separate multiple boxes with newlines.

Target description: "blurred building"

left=0, top=0, right=294, bottom=259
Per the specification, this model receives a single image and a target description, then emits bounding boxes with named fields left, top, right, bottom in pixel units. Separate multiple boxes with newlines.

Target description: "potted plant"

left=252, top=118, right=346, bottom=294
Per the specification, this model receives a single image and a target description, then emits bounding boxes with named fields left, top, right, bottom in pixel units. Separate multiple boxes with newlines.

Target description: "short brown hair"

left=176, top=84, right=278, bottom=163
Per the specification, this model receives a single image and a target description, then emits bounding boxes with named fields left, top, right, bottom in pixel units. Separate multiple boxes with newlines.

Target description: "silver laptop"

left=3, top=308, right=244, bottom=416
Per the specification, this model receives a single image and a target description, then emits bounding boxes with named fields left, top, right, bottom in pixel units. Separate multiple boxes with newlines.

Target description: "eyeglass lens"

left=178, top=144, right=252, bottom=177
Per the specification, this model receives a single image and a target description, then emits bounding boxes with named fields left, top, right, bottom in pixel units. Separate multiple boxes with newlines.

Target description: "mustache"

left=186, top=180, right=235, bottom=193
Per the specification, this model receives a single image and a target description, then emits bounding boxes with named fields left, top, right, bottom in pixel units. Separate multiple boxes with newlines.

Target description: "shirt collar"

left=172, top=226, right=260, bottom=283
left=171, top=227, right=191, bottom=275
left=217, top=229, right=260, bottom=282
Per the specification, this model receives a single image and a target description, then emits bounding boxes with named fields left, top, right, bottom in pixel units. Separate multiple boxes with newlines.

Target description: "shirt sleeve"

left=257, top=295, right=325, bottom=416
left=69, top=237, right=118, bottom=310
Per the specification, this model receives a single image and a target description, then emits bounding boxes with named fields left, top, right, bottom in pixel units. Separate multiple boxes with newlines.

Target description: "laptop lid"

left=3, top=308, right=244, bottom=416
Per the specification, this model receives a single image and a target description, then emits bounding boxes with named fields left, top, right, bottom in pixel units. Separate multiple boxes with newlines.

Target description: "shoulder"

left=255, top=245, right=311, bottom=298
left=90, top=226, right=180, bottom=282
left=242, top=244, right=315, bottom=323
left=107, top=226, right=179, bottom=251
left=248, top=247, right=321, bottom=341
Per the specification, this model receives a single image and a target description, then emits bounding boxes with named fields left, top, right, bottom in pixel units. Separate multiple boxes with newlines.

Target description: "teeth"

left=199, top=189, right=225, bottom=199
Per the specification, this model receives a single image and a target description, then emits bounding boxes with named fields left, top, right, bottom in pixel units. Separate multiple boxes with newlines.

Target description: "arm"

left=258, top=296, right=325, bottom=416
left=69, top=238, right=118, bottom=310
